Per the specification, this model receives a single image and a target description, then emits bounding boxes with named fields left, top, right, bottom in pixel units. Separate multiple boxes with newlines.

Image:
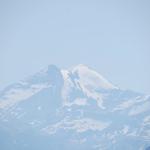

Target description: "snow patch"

left=0, top=84, right=50, bottom=109
left=129, top=101, right=150, bottom=116
left=43, top=118, right=110, bottom=134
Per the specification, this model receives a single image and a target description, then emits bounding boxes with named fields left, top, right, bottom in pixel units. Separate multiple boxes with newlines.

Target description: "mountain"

left=0, top=64, right=150, bottom=150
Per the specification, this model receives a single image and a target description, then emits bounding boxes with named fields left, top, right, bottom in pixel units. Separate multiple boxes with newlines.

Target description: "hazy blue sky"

left=0, top=0, right=150, bottom=94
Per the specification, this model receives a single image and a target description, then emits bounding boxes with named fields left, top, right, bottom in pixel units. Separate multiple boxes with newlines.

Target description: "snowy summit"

left=0, top=64, right=149, bottom=150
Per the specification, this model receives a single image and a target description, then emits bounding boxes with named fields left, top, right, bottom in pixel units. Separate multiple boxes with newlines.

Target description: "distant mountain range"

left=0, top=64, right=150, bottom=150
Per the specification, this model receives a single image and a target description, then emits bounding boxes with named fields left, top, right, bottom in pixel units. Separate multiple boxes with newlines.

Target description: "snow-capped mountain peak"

left=0, top=64, right=149, bottom=150
left=61, top=64, right=117, bottom=108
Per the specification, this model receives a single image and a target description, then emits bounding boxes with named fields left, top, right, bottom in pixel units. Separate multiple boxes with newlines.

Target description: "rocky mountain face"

left=0, top=64, right=150, bottom=150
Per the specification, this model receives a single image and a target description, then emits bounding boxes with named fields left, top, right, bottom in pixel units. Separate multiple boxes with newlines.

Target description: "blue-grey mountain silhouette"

left=0, top=64, right=149, bottom=150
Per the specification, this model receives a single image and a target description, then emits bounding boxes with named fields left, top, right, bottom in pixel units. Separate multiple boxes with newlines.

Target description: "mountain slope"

left=0, top=64, right=150, bottom=150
